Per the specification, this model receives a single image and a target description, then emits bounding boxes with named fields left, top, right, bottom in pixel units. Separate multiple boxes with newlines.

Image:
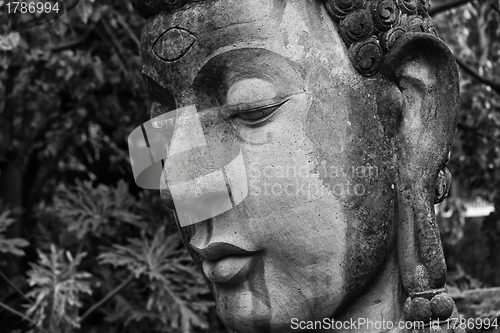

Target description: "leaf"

left=77, top=0, right=93, bottom=24
left=0, top=237, right=30, bottom=256
left=51, top=180, right=143, bottom=239
left=0, top=33, right=21, bottom=51
left=0, top=208, right=29, bottom=256
left=98, top=228, right=211, bottom=332
left=25, top=245, right=92, bottom=332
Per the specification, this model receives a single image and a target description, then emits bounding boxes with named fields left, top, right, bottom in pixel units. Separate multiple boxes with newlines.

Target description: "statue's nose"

left=163, top=144, right=247, bottom=226
left=160, top=107, right=248, bottom=227
left=161, top=172, right=232, bottom=217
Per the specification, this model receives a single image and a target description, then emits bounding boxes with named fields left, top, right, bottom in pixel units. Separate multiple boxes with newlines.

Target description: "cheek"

left=236, top=93, right=317, bottom=212
left=340, top=99, right=397, bottom=301
left=304, top=77, right=398, bottom=303
left=261, top=203, right=350, bottom=309
left=303, top=82, right=353, bottom=204
left=342, top=184, right=396, bottom=303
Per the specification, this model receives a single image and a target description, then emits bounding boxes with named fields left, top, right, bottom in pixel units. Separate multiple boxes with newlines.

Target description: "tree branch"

left=0, top=269, right=33, bottom=304
left=429, top=0, right=474, bottom=16
left=455, top=57, right=500, bottom=95
left=0, top=300, right=35, bottom=325
left=457, top=123, right=500, bottom=143
left=48, top=29, right=93, bottom=52
left=80, top=274, right=135, bottom=322
left=492, top=2, right=500, bottom=16
left=111, top=9, right=141, bottom=53
left=97, top=21, right=130, bottom=78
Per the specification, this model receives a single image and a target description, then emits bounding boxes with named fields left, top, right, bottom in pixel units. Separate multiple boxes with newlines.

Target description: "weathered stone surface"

left=132, top=0, right=462, bottom=332
left=152, top=27, right=197, bottom=62
left=431, top=293, right=455, bottom=320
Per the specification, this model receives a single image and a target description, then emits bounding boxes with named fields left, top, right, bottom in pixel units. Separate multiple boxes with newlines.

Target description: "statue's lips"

left=191, top=242, right=260, bottom=284
left=202, top=255, right=254, bottom=284
left=191, top=242, right=258, bottom=261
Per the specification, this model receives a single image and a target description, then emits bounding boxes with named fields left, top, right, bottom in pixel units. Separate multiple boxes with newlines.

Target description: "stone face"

left=133, top=0, right=461, bottom=332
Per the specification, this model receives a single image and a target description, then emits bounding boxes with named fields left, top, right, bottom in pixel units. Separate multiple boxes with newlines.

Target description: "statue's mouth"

left=190, top=241, right=261, bottom=284
left=190, top=241, right=258, bottom=261
left=202, top=254, right=256, bottom=284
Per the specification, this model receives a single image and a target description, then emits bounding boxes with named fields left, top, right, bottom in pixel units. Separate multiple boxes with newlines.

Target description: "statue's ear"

left=382, top=32, right=459, bottom=186
left=383, top=33, right=462, bottom=327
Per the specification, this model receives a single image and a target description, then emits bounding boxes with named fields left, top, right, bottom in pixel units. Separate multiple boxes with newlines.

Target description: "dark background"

left=0, top=0, right=499, bottom=332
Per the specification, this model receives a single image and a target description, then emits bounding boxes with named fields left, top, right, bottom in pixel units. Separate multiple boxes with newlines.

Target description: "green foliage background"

left=0, top=0, right=498, bottom=332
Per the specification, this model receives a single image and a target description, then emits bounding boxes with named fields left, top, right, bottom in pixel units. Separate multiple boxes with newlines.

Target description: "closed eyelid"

left=220, top=95, right=297, bottom=127
left=150, top=97, right=290, bottom=132
left=236, top=100, right=289, bottom=125
left=193, top=48, right=305, bottom=104
left=225, top=97, right=290, bottom=114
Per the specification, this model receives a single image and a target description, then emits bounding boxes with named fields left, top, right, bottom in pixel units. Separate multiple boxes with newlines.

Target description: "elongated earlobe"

left=383, top=32, right=462, bottom=332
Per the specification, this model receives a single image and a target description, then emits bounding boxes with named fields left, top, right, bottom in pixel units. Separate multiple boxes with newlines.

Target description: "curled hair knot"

left=348, top=37, right=384, bottom=76
left=398, top=0, right=418, bottom=14
left=380, top=26, right=405, bottom=51
left=325, top=0, right=365, bottom=21
left=340, top=10, right=374, bottom=44
left=371, top=0, right=400, bottom=32
left=324, top=0, right=436, bottom=76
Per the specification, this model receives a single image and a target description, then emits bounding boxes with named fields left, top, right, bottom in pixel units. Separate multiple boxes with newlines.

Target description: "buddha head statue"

left=129, top=0, right=461, bottom=332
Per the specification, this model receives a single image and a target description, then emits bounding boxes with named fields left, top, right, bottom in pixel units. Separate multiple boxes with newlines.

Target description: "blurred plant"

left=436, top=198, right=467, bottom=247
left=25, top=245, right=91, bottom=333
left=41, top=180, right=214, bottom=333
left=482, top=195, right=500, bottom=285
left=98, top=227, right=211, bottom=333
left=432, top=0, right=500, bottom=289
left=0, top=205, right=32, bottom=332
left=51, top=179, right=142, bottom=240
left=0, top=207, right=29, bottom=256
left=0, top=1, right=224, bottom=332
left=433, top=0, right=500, bottom=200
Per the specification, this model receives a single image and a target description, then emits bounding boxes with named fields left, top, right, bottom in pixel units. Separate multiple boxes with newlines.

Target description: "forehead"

left=141, top=0, right=280, bottom=88
left=140, top=0, right=351, bottom=94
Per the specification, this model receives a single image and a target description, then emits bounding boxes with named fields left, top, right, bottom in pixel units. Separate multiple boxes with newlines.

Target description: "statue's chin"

left=219, top=311, right=297, bottom=333
left=215, top=290, right=343, bottom=333
left=215, top=290, right=276, bottom=333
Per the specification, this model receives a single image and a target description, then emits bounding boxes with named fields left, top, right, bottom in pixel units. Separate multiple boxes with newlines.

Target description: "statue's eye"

left=232, top=99, right=289, bottom=126
left=224, top=78, right=289, bottom=126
